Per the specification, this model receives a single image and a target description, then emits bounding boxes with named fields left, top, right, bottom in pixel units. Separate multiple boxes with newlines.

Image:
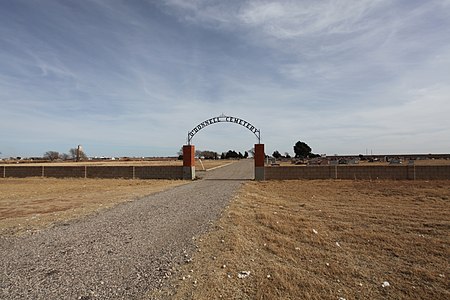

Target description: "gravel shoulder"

left=0, top=178, right=186, bottom=235
left=0, top=161, right=252, bottom=299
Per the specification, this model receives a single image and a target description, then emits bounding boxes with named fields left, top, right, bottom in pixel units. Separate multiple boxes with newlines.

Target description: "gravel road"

left=0, top=160, right=253, bottom=299
left=200, top=159, right=254, bottom=180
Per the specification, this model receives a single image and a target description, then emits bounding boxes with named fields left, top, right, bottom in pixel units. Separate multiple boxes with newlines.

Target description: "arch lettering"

left=187, top=114, right=260, bottom=144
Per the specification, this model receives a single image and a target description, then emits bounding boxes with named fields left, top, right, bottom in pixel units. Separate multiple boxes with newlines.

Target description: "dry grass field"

left=171, top=180, right=450, bottom=300
left=0, top=159, right=232, bottom=170
left=0, top=159, right=233, bottom=235
left=195, top=159, right=234, bottom=171
left=0, top=178, right=186, bottom=235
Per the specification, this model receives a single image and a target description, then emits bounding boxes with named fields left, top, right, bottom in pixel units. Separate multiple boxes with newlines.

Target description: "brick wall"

left=45, top=166, right=86, bottom=178
left=4, top=166, right=43, bottom=178
left=2, top=165, right=448, bottom=180
left=86, top=166, right=134, bottom=179
left=135, top=166, right=183, bottom=179
left=336, top=166, right=408, bottom=180
left=414, top=165, right=450, bottom=180
left=265, top=165, right=450, bottom=180
left=265, top=166, right=332, bottom=180
left=1, top=166, right=184, bottom=180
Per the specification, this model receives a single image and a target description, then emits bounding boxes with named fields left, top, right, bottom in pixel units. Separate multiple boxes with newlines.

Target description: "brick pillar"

left=183, top=145, right=195, bottom=180
left=254, top=144, right=265, bottom=181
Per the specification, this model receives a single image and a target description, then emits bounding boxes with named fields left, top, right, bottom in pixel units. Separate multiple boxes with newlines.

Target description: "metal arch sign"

left=187, top=114, right=261, bottom=145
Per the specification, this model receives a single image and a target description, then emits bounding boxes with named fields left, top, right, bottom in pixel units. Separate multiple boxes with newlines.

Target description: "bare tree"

left=196, top=150, right=218, bottom=159
left=69, top=148, right=87, bottom=161
left=247, top=148, right=255, bottom=158
left=69, top=148, right=77, bottom=159
left=60, top=153, right=70, bottom=161
left=43, top=151, right=60, bottom=161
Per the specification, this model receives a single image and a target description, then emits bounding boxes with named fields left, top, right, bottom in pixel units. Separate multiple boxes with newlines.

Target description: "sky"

left=1, top=0, right=449, bottom=158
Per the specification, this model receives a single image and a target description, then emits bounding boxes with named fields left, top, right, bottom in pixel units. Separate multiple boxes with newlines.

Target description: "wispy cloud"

left=0, top=0, right=449, bottom=157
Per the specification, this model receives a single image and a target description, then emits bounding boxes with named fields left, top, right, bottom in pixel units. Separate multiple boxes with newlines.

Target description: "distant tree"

left=69, top=148, right=87, bottom=161
left=198, top=150, right=218, bottom=159
left=69, top=148, right=77, bottom=159
left=225, top=150, right=239, bottom=159
left=44, top=151, right=60, bottom=161
left=284, top=152, right=291, bottom=159
left=294, top=141, right=312, bottom=158
left=221, top=152, right=226, bottom=160
left=244, top=151, right=249, bottom=159
left=177, top=147, right=183, bottom=156
left=177, top=147, right=185, bottom=160
left=272, top=150, right=282, bottom=159
left=60, top=153, right=70, bottom=161
left=248, top=148, right=255, bottom=158
left=79, top=150, right=88, bottom=160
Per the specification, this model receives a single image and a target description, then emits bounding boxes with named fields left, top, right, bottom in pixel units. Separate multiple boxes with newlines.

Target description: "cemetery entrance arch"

left=183, top=115, right=265, bottom=180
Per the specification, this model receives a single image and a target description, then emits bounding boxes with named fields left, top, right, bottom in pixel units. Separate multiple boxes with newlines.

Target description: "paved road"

left=0, top=160, right=253, bottom=299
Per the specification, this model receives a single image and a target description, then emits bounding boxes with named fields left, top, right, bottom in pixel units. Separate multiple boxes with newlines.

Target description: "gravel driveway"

left=0, top=160, right=253, bottom=299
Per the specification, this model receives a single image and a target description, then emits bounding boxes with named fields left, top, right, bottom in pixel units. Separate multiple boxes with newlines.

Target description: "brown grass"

left=0, top=178, right=186, bottom=235
left=0, top=159, right=230, bottom=170
left=170, top=180, right=450, bottom=300
left=195, top=160, right=235, bottom=171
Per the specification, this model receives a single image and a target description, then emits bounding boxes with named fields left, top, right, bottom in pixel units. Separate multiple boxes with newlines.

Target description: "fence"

left=265, top=165, right=450, bottom=180
left=1, top=165, right=184, bottom=180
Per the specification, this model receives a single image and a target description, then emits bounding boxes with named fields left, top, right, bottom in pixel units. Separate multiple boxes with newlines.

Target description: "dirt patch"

left=170, top=180, right=450, bottom=299
left=0, top=178, right=186, bottom=235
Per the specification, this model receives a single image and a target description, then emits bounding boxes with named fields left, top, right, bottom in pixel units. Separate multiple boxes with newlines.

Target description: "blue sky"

left=1, top=0, right=449, bottom=158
